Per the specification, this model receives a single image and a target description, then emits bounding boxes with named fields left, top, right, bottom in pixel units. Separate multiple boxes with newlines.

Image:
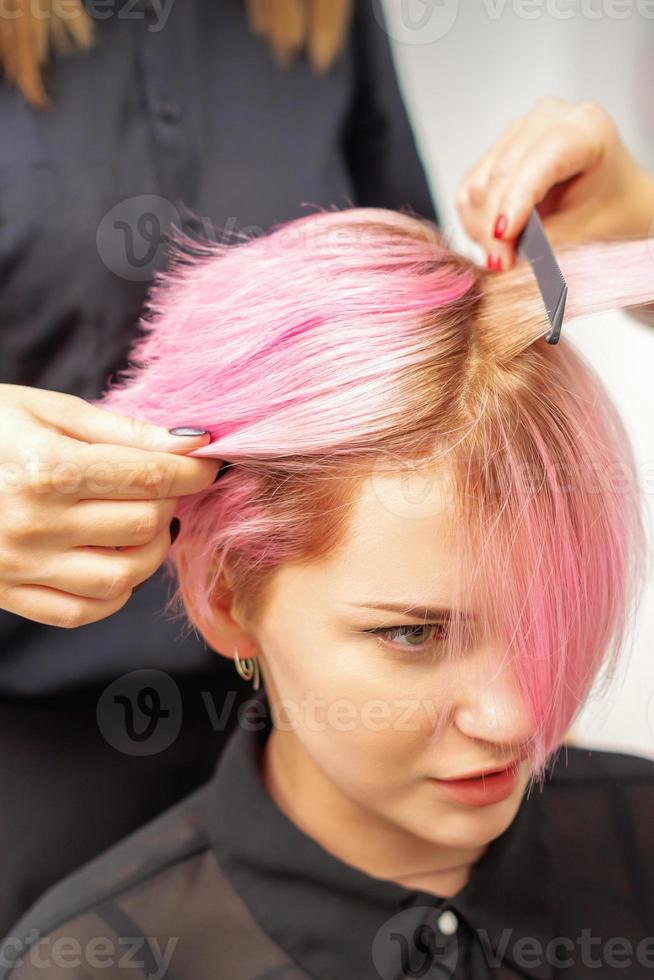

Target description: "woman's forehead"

left=335, top=468, right=459, bottom=588
left=356, top=462, right=458, bottom=525
left=267, top=464, right=462, bottom=609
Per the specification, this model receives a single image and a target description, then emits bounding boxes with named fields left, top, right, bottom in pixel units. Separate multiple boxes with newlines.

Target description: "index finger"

left=457, top=114, right=527, bottom=215
left=32, top=439, right=223, bottom=500
left=492, top=122, right=605, bottom=244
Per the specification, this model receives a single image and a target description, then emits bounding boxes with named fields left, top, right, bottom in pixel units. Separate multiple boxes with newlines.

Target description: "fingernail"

left=213, top=461, right=233, bottom=483
left=493, top=213, right=508, bottom=240
left=487, top=253, right=502, bottom=272
left=168, top=427, right=210, bottom=437
left=169, top=517, right=181, bottom=544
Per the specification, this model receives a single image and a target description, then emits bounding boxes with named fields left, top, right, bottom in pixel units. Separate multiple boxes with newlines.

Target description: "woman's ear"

left=176, top=548, right=259, bottom=664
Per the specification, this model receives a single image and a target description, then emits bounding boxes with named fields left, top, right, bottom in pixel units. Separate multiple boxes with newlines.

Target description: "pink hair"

left=94, top=208, right=650, bottom=783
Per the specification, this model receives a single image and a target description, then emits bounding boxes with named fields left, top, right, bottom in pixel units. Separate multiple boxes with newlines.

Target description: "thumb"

left=46, top=396, right=212, bottom=454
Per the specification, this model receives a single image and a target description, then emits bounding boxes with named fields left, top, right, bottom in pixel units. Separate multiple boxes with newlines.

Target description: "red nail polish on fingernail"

left=493, top=213, right=508, bottom=239
left=486, top=253, right=502, bottom=272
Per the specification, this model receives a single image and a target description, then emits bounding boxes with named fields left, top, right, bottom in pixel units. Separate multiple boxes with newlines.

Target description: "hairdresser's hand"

left=457, top=96, right=654, bottom=270
left=0, top=384, right=222, bottom=628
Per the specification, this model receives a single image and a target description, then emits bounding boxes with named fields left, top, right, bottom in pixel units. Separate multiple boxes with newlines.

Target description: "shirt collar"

left=207, top=688, right=556, bottom=980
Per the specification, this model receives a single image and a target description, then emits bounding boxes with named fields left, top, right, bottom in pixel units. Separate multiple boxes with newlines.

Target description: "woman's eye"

left=366, top=622, right=449, bottom=652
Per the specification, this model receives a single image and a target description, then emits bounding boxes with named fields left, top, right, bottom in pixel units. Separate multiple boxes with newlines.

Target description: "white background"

left=382, top=0, right=654, bottom=758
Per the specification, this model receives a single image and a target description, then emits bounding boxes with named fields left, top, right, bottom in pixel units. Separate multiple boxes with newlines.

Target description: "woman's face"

left=244, top=463, right=537, bottom=852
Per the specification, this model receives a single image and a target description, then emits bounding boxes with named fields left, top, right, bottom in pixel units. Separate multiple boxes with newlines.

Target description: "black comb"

left=515, top=209, right=568, bottom=344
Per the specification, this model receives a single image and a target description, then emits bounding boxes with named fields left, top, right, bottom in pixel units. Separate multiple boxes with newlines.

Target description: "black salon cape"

left=0, top=0, right=437, bottom=698
left=2, top=687, right=654, bottom=980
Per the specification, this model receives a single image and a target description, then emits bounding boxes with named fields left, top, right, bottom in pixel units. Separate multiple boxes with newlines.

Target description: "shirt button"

left=156, top=100, right=181, bottom=123
left=436, top=909, right=459, bottom=936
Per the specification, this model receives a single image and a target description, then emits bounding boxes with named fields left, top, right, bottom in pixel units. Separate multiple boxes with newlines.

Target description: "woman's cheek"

left=314, top=692, right=424, bottom=780
left=264, top=628, right=371, bottom=695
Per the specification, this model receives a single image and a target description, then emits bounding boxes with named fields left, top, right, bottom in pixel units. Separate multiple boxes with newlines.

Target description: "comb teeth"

left=515, top=210, right=568, bottom=344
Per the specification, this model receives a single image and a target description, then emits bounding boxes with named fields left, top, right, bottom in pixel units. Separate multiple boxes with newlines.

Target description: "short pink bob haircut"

left=95, top=207, right=651, bottom=783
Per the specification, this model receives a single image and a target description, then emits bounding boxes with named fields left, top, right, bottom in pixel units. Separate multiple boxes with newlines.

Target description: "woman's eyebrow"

left=346, top=602, right=471, bottom=620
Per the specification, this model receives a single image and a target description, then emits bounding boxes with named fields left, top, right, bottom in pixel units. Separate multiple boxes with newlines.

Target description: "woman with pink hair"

left=2, top=206, right=653, bottom=978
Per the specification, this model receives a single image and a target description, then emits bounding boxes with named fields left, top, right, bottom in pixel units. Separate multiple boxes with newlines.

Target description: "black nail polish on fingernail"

left=168, top=427, right=210, bottom=437
left=169, top=517, right=181, bottom=544
left=213, top=461, right=234, bottom=483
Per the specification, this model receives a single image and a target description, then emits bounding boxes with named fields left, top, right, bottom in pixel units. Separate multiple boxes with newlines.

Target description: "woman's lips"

left=438, top=753, right=529, bottom=781
left=429, top=766, right=521, bottom=806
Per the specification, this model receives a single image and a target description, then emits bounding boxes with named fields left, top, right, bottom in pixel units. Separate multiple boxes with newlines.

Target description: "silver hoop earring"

left=233, top=648, right=261, bottom=690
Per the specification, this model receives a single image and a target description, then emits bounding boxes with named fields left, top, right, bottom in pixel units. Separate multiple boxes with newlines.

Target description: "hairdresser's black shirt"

left=0, top=0, right=437, bottom=696
left=2, top=687, right=654, bottom=980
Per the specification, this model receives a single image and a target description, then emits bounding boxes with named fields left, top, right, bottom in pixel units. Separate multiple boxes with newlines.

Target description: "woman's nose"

left=452, top=646, right=535, bottom=752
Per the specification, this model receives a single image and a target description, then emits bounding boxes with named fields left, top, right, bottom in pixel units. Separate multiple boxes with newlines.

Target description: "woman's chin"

left=402, top=775, right=528, bottom=846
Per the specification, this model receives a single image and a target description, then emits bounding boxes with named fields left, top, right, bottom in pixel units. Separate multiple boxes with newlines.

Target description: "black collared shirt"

left=0, top=0, right=437, bottom=697
left=3, top=686, right=654, bottom=980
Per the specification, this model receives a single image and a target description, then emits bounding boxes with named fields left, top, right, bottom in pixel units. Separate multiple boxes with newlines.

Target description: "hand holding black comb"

left=515, top=209, right=568, bottom=344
